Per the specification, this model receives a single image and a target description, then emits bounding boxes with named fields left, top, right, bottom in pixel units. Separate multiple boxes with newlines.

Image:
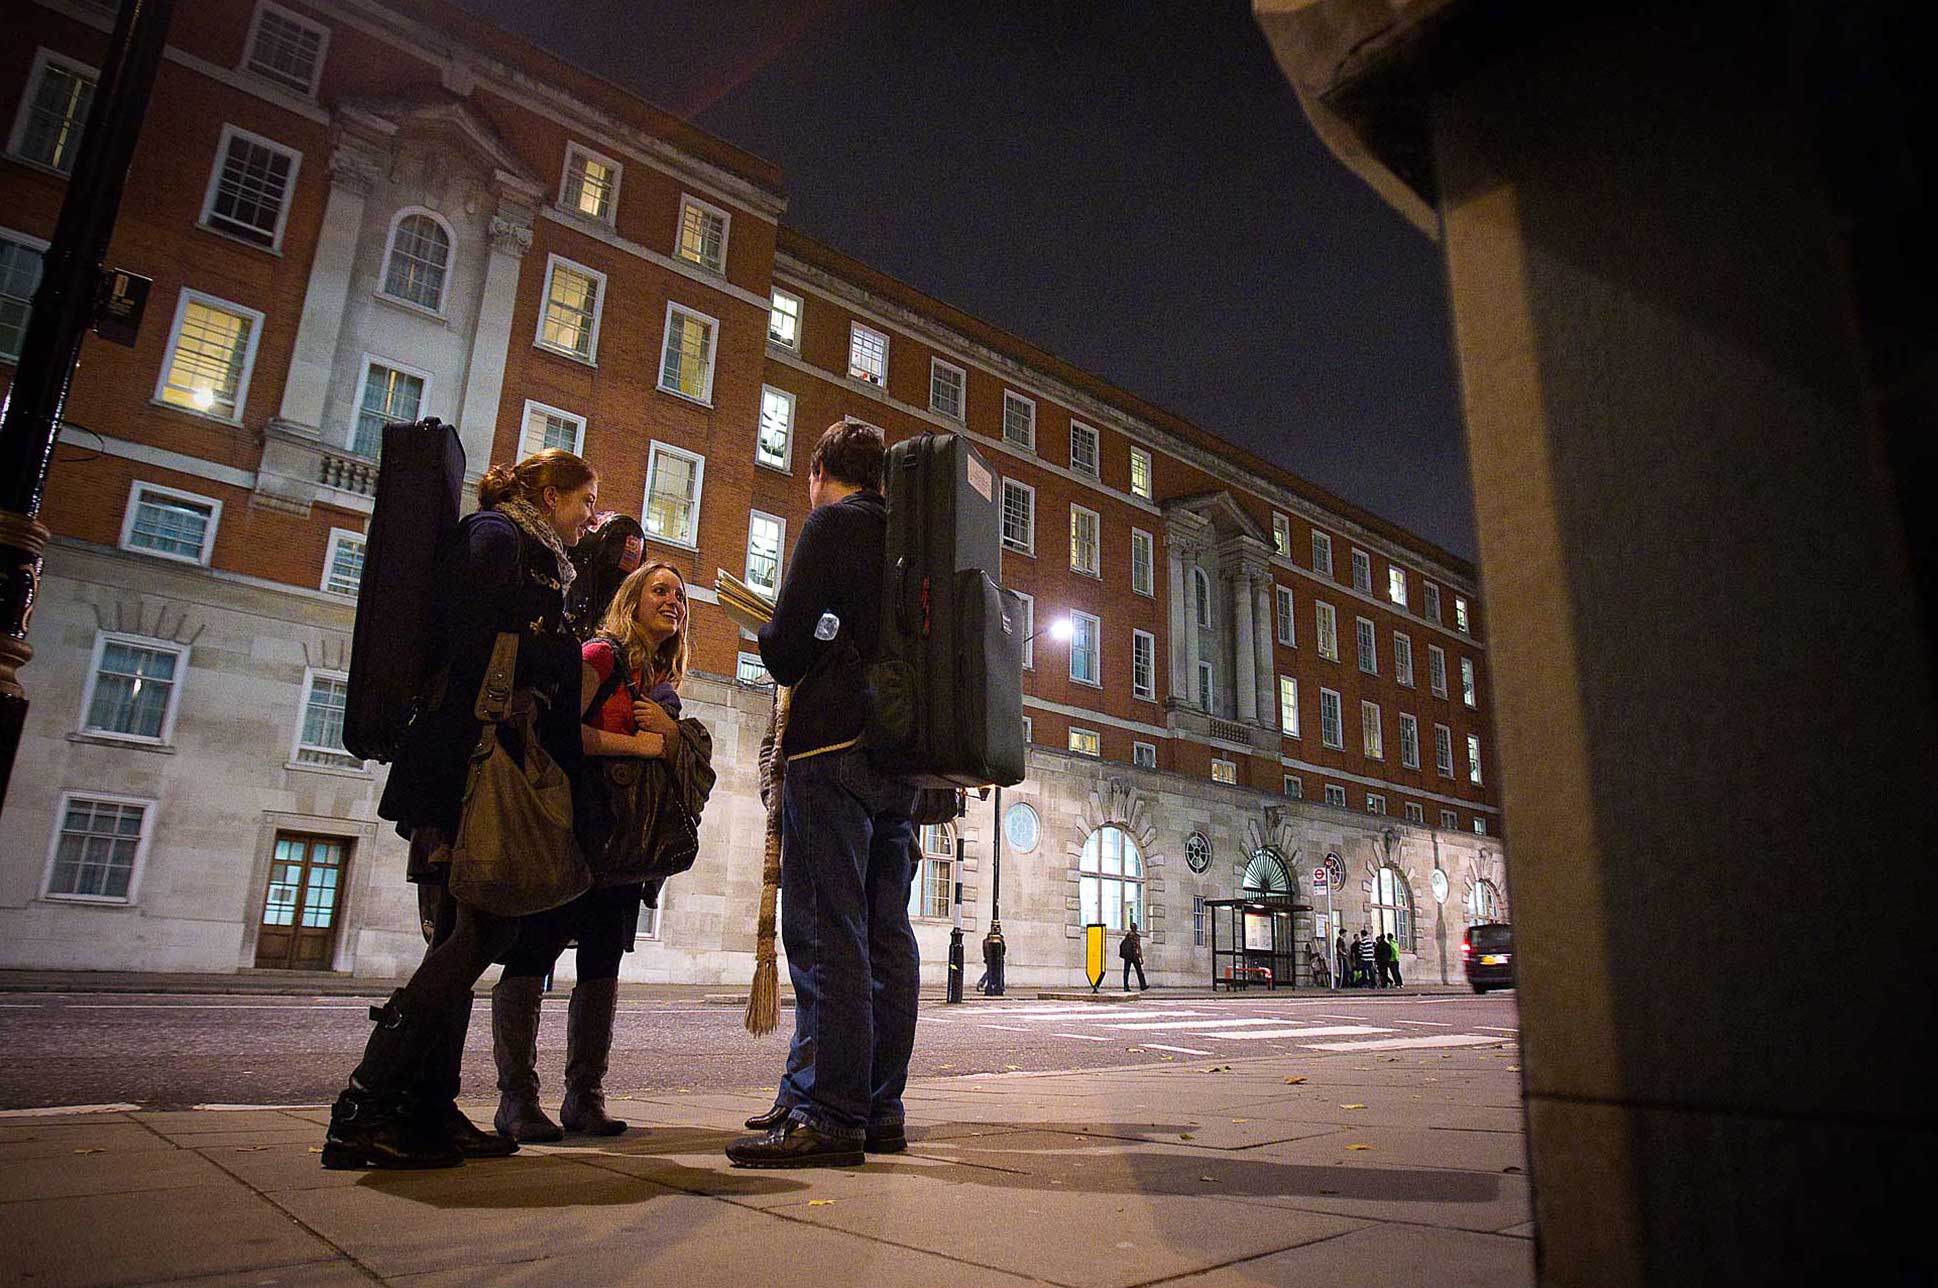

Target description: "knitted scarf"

left=745, top=684, right=790, bottom=1036
left=495, top=496, right=576, bottom=592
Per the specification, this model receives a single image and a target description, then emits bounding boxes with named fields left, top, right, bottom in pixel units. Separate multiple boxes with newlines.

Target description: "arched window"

left=1373, top=866, right=1413, bottom=950
left=908, top=823, right=954, bottom=920
left=381, top=210, right=453, bottom=312
left=1193, top=567, right=1213, bottom=629
left=1242, top=847, right=1291, bottom=896
left=1468, top=878, right=1502, bottom=923
left=1079, top=825, right=1145, bottom=932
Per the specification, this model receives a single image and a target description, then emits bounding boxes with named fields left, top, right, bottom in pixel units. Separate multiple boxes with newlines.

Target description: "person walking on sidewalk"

left=728, top=420, right=918, bottom=1170
left=1120, top=923, right=1149, bottom=991
left=322, top=449, right=598, bottom=1170
left=1356, top=928, right=1378, bottom=988
left=492, top=562, right=709, bottom=1142
left=1386, top=932, right=1406, bottom=987
left=1335, top=931, right=1349, bottom=991
left=1374, top=930, right=1395, bottom=988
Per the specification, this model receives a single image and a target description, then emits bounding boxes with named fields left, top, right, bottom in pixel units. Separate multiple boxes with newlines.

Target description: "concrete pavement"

left=0, top=1033, right=1531, bottom=1286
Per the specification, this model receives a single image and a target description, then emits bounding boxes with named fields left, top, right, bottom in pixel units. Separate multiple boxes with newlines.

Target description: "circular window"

left=1184, top=831, right=1212, bottom=873
left=1003, top=802, right=1040, bottom=854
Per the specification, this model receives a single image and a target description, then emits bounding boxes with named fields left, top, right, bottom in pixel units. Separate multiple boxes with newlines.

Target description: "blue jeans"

left=776, top=747, right=919, bottom=1138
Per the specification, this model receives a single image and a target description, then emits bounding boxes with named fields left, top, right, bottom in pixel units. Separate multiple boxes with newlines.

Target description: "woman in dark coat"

left=321, top=448, right=598, bottom=1170
left=492, top=561, right=696, bottom=1141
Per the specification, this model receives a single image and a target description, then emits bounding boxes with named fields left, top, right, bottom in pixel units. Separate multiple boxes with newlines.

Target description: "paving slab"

left=0, top=1141, right=231, bottom=1201
left=0, top=1119, right=175, bottom=1160
left=1162, top=1221, right=1535, bottom=1288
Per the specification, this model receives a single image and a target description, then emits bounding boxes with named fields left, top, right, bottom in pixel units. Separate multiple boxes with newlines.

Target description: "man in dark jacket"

left=1120, top=922, right=1149, bottom=991
left=728, top=420, right=918, bottom=1169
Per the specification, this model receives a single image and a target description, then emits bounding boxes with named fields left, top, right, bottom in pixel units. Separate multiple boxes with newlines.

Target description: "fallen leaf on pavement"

left=1231, top=1118, right=1250, bottom=1124
left=1202, top=1065, right=1231, bottom=1074
left=1346, top=1144, right=1373, bottom=1151
left=1340, top=1104, right=1366, bottom=1110
left=1199, top=1175, right=1215, bottom=1182
left=808, top=1200, right=836, bottom=1207
left=234, top=1146, right=270, bottom=1152
left=1179, top=1132, right=1195, bottom=1140
left=1284, top=1076, right=1307, bottom=1085
left=1507, top=1066, right=1521, bottom=1072
left=1003, top=1065, right=1019, bottom=1072
left=73, top=1148, right=103, bottom=1155
left=307, top=1147, right=323, bottom=1154
left=938, top=1063, right=954, bottom=1070
left=1159, top=1055, right=1176, bottom=1061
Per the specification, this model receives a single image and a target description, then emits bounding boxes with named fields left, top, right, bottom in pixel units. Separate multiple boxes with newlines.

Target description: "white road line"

left=1392, top=1019, right=1454, bottom=1027
left=0, top=1102, right=142, bottom=1118
left=1142, top=1044, right=1213, bottom=1056
left=992, top=1009, right=1209, bottom=1023
left=1051, top=1033, right=1112, bottom=1042
left=192, top=1103, right=330, bottom=1111
left=1300, top=1034, right=1508, bottom=1052
left=1106, top=1018, right=1311, bottom=1032
left=1476, top=1026, right=1520, bottom=1033
left=1208, top=1025, right=1395, bottom=1040
left=978, top=1024, right=1034, bottom=1032
left=66, top=1003, right=371, bottom=1010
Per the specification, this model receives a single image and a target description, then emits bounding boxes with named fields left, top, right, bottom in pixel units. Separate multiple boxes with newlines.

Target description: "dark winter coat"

left=379, top=510, right=583, bottom=869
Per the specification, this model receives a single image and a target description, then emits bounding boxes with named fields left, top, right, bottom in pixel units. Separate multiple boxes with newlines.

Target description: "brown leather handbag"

left=447, top=632, right=592, bottom=916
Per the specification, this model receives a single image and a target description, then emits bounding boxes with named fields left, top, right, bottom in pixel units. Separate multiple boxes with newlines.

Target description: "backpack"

left=866, top=433, right=1026, bottom=789
left=343, top=418, right=466, bottom=763
left=565, top=512, right=646, bottom=640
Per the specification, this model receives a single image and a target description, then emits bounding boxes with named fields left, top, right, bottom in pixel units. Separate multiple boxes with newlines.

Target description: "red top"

left=581, top=639, right=636, bottom=735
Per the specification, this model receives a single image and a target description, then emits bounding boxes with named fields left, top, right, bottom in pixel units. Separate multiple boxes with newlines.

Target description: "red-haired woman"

left=322, top=449, right=597, bottom=1170
left=492, top=561, right=698, bottom=1140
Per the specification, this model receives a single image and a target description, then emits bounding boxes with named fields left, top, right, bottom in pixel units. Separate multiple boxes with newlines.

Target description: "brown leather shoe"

left=726, top=1118, right=865, bottom=1169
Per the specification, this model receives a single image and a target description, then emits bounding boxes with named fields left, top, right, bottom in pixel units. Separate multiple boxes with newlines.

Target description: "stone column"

left=1165, top=543, right=1191, bottom=702
left=1252, top=574, right=1275, bottom=726
left=1182, top=560, right=1201, bottom=708
left=1232, top=568, right=1258, bottom=723
left=455, top=188, right=539, bottom=472
left=274, top=131, right=387, bottom=436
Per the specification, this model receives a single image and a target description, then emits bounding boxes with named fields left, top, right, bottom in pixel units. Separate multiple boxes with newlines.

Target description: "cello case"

left=564, top=511, right=646, bottom=641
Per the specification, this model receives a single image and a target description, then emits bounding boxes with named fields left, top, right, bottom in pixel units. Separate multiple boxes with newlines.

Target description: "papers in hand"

left=716, top=568, right=775, bottom=635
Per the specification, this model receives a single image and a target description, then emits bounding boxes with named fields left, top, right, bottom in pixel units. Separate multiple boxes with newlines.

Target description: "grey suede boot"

left=560, top=977, right=628, bottom=1136
left=490, top=975, right=562, bottom=1142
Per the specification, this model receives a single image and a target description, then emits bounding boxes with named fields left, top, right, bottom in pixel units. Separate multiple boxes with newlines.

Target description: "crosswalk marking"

left=1207, top=1025, right=1394, bottom=1041
left=1051, top=1033, right=1112, bottom=1041
left=1142, top=1044, right=1213, bottom=1056
left=1004, top=1010, right=1208, bottom=1023
left=1106, top=1018, right=1309, bottom=1032
left=1299, top=1034, right=1508, bottom=1052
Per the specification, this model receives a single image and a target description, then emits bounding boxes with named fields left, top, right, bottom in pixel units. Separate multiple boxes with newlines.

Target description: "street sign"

left=93, top=268, right=152, bottom=348
left=1311, top=867, right=1328, bottom=888
left=1084, top=923, right=1106, bottom=993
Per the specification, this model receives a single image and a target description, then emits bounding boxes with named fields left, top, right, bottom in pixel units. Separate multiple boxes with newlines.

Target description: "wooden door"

left=254, top=834, right=349, bottom=970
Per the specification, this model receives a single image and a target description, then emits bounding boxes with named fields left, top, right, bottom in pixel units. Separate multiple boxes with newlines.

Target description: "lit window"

left=1000, top=479, right=1035, bottom=554
left=1069, top=612, right=1101, bottom=686
left=244, top=2, right=329, bottom=95
left=736, top=652, right=771, bottom=686
left=847, top=323, right=888, bottom=385
left=521, top=400, right=584, bottom=456
left=45, top=795, right=149, bottom=902
left=1399, top=713, right=1420, bottom=769
left=1455, top=596, right=1471, bottom=632
left=1315, top=601, right=1338, bottom=661
left=1424, top=582, right=1442, bottom=623
left=1070, top=421, right=1099, bottom=476
left=1319, top=688, right=1343, bottom=749
left=1474, top=818, right=1488, bottom=836
left=1373, top=866, right=1412, bottom=948
left=1131, top=528, right=1154, bottom=597
left=930, top=358, right=965, bottom=420
left=638, top=902, right=661, bottom=939
left=352, top=359, right=426, bottom=458
left=381, top=211, right=452, bottom=312
left=1428, top=645, right=1448, bottom=697
left=1355, top=617, right=1377, bottom=674
left=156, top=291, right=261, bottom=422
left=121, top=483, right=218, bottom=565
left=1283, top=775, right=1303, bottom=799
left=1434, top=724, right=1454, bottom=776
left=201, top=126, right=299, bottom=249
left=1275, top=585, right=1295, bottom=646
left=1014, top=592, right=1034, bottom=669
left=1388, top=565, right=1408, bottom=607
left=82, top=635, right=184, bottom=743
left=1198, top=660, right=1214, bottom=710
left=323, top=528, right=365, bottom=597
left=1022, top=715, right=1033, bottom=743
left=1134, top=742, right=1157, bottom=769
left=1351, top=549, right=1372, bottom=592
left=1069, top=727, right=1102, bottom=757
left=1070, top=505, right=1100, bottom=577
left=12, top=50, right=97, bottom=173
left=0, top=231, right=46, bottom=363
left=1194, top=568, right=1213, bottom=629
left=1461, top=657, right=1478, bottom=708
left=768, top=289, right=802, bottom=349
left=1131, top=629, right=1156, bottom=701
left=1310, top=529, right=1334, bottom=577
left=1394, top=632, right=1414, bottom=687
left=1129, top=447, right=1152, bottom=499
left=294, top=670, right=359, bottom=768
left=675, top=195, right=729, bottom=273
left=1323, top=784, right=1348, bottom=807
left=1278, top=675, right=1299, bottom=737
left=1366, top=793, right=1387, bottom=815
left=745, top=511, right=785, bottom=598
left=1272, top=513, right=1291, bottom=558
left=1078, top=825, right=1145, bottom=931
left=562, top=144, right=620, bottom=222
left=536, top=256, right=604, bottom=362
left=907, top=824, right=955, bottom=919
left=644, top=442, right=704, bottom=547
left=757, top=386, right=794, bottom=470
left=1362, top=700, right=1383, bottom=759
left=1002, top=391, right=1035, bottom=450
left=658, top=303, right=718, bottom=403
left=1193, top=895, right=1206, bottom=945
left=1211, top=759, right=1237, bottom=785
left=1468, top=735, right=1483, bottom=785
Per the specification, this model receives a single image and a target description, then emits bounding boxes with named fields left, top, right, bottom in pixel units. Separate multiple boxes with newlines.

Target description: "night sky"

left=448, top=0, right=1474, bottom=560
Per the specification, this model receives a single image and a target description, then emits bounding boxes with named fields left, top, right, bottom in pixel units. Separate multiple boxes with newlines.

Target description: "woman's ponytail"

left=475, top=449, right=596, bottom=510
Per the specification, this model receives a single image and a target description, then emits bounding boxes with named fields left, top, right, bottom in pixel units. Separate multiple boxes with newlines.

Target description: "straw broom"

left=744, top=683, right=790, bottom=1035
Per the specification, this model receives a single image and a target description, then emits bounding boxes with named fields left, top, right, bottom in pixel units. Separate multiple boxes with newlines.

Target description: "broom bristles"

left=744, top=954, right=779, bottom=1035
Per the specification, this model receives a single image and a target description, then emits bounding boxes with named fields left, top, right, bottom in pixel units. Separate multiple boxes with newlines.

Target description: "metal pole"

left=0, top=0, right=176, bottom=815
left=989, top=784, right=1002, bottom=924
left=946, top=838, right=964, bottom=1004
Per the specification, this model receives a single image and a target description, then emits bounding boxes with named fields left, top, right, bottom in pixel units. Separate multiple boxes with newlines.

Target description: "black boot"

left=321, top=992, right=463, bottom=1170
left=560, top=977, right=628, bottom=1136
left=420, top=993, right=516, bottom=1159
left=492, top=975, right=563, bottom=1142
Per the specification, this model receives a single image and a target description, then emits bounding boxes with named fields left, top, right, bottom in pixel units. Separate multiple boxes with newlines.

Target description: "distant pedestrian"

left=1375, top=931, right=1396, bottom=987
left=1386, top=933, right=1405, bottom=987
left=1119, top=923, right=1149, bottom=991
left=1335, top=932, right=1349, bottom=991
left=1356, top=929, right=1377, bottom=988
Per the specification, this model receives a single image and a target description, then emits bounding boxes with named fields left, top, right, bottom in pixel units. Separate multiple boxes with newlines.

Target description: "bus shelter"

left=1205, top=895, right=1310, bottom=990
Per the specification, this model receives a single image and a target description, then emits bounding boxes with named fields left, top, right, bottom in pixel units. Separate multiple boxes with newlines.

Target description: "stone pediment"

left=1162, top=490, right=1268, bottom=544
left=336, top=89, right=542, bottom=193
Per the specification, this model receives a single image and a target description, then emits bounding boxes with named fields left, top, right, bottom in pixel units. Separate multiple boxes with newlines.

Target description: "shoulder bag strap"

left=474, top=631, right=520, bottom=723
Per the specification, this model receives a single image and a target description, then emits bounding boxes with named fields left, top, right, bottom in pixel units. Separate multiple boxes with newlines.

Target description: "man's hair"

left=809, top=418, right=886, bottom=492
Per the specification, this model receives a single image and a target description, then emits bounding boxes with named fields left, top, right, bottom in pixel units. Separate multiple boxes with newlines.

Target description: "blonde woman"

left=492, top=561, right=694, bottom=1140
